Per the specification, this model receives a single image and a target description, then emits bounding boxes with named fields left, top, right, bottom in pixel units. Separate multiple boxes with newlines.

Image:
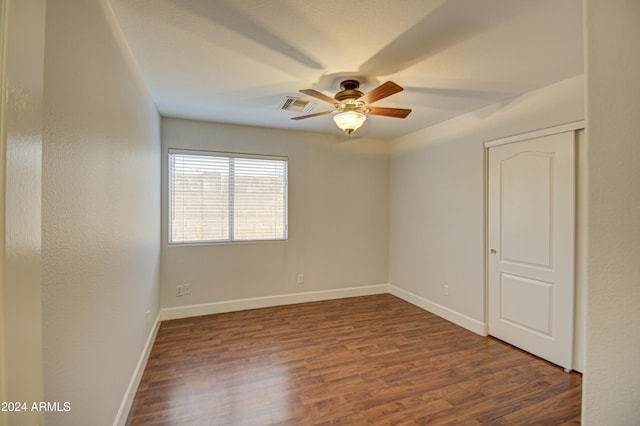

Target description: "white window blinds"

left=168, top=150, right=288, bottom=244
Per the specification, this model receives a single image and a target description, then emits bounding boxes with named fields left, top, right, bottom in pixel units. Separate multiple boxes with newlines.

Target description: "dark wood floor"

left=126, top=294, right=581, bottom=425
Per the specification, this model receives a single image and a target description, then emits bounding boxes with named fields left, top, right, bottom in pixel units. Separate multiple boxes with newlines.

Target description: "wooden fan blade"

left=358, top=81, right=404, bottom=104
left=367, top=106, right=412, bottom=118
left=291, top=110, right=334, bottom=120
left=299, top=89, right=338, bottom=105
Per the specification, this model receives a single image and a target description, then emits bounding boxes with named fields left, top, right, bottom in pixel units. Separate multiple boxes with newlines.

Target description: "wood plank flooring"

left=126, top=294, right=581, bottom=425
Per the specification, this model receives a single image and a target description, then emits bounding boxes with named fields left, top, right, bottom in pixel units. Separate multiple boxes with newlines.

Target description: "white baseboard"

left=113, top=312, right=161, bottom=426
left=161, top=284, right=390, bottom=321
left=160, top=284, right=487, bottom=337
left=389, top=285, right=488, bottom=336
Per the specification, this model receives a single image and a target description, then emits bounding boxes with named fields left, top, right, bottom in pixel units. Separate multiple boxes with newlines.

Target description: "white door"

left=488, top=130, right=575, bottom=370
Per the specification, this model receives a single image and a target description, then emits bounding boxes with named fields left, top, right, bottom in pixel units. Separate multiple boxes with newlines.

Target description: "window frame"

left=167, top=148, right=289, bottom=246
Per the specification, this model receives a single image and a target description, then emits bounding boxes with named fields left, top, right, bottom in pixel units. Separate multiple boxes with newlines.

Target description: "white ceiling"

left=108, top=0, right=583, bottom=140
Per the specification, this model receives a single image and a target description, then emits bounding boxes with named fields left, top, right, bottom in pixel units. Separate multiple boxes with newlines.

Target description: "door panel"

left=501, top=152, right=553, bottom=268
left=501, top=274, right=552, bottom=336
left=488, top=131, right=575, bottom=370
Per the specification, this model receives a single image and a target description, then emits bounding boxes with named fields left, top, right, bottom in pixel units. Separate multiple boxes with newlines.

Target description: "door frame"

left=483, top=120, right=585, bottom=370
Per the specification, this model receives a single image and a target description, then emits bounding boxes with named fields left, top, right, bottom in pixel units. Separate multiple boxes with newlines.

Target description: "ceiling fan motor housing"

left=334, top=80, right=364, bottom=102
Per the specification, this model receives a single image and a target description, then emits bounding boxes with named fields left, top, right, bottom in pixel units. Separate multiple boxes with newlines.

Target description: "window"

left=168, top=150, right=288, bottom=244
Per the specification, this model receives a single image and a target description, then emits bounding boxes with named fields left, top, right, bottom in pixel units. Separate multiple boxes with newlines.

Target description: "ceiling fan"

left=292, top=80, right=412, bottom=135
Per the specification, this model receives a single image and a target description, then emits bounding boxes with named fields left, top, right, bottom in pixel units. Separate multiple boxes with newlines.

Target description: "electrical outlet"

left=176, top=285, right=184, bottom=297
left=184, top=283, right=191, bottom=295
left=443, top=285, right=450, bottom=296
left=297, top=274, right=304, bottom=284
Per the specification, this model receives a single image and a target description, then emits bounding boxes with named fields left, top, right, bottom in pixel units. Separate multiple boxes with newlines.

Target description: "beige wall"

left=389, top=75, right=584, bottom=333
left=0, top=0, right=46, bottom=425
left=583, top=1, right=640, bottom=423
left=41, top=0, right=160, bottom=424
left=161, top=118, right=389, bottom=309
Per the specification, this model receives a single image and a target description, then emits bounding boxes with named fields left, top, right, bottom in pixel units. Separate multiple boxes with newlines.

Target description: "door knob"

left=490, top=249, right=497, bottom=254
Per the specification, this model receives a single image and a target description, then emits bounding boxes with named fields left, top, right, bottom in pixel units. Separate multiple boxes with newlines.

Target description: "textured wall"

left=389, top=75, right=585, bottom=328
left=583, top=1, right=640, bottom=424
left=161, top=118, right=389, bottom=309
left=41, top=0, right=160, bottom=424
left=0, top=0, right=46, bottom=425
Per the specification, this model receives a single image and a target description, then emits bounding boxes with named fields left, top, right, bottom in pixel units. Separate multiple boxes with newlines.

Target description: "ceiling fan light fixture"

left=333, top=111, right=366, bottom=135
